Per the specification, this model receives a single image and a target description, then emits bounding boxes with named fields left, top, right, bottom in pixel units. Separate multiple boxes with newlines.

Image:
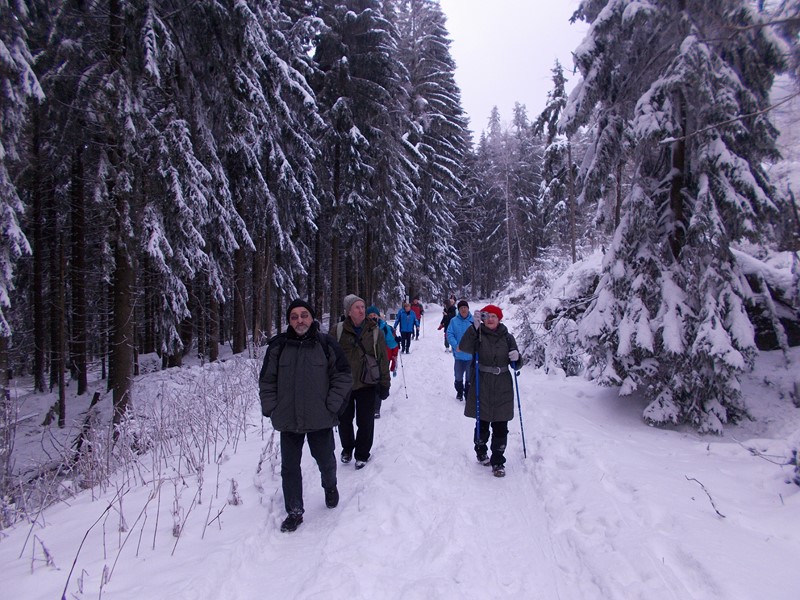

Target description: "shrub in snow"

left=517, top=250, right=600, bottom=375
left=519, top=241, right=797, bottom=434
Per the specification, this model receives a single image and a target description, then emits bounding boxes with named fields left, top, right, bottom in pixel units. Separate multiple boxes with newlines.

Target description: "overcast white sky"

left=438, top=0, right=588, bottom=133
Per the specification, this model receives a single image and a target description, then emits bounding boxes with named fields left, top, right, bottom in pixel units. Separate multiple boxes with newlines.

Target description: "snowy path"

left=3, top=307, right=798, bottom=600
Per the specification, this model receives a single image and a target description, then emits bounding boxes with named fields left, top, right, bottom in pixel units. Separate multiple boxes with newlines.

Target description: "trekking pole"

left=398, top=347, right=410, bottom=400
left=474, top=351, right=481, bottom=448
left=512, top=361, right=527, bottom=458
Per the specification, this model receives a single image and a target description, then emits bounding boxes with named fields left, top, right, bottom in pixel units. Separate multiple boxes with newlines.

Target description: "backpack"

left=335, top=321, right=379, bottom=355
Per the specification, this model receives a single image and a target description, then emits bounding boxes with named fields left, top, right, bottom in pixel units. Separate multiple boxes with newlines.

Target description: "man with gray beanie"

left=333, top=294, right=390, bottom=469
left=259, top=299, right=352, bottom=532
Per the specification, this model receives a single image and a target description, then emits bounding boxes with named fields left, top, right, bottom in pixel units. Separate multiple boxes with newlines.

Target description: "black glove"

left=378, top=385, right=390, bottom=400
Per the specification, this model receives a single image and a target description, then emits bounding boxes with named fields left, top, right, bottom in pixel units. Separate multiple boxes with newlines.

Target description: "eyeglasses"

left=289, top=311, right=311, bottom=321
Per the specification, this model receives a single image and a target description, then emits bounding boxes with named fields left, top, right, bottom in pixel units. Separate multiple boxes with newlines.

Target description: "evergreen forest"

left=1, top=0, right=798, bottom=433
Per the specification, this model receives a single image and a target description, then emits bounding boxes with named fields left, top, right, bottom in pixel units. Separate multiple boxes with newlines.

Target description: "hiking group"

left=259, top=294, right=523, bottom=532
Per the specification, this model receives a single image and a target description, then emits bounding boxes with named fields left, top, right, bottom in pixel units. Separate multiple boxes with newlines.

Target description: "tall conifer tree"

left=566, top=0, right=786, bottom=431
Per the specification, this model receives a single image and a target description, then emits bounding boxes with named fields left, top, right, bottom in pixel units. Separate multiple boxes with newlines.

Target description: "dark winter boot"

left=492, top=464, right=506, bottom=478
left=324, top=486, right=339, bottom=509
left=280, top=512, right=304, bottom=532
left=455, top=381, right=464, bottom=401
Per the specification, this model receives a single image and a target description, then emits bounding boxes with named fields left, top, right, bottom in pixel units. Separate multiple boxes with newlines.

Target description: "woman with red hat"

left=456, top=304, right=523, bottom=477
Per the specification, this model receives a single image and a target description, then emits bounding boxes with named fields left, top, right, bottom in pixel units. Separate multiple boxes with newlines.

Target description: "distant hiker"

left=367, top=305, right=399, bottom=418
left=410, top=297, right=424, bottom=339
left=334, top=294, right=390, bottom=469
left=259, top=299, right=352, bottom=532
left=438, top=295, right=457, bottom=351
left=446, top=300, right=474, bottom=401
left=393, top=301, right=419, bottom=354
left=457, top=304, right=523, bottom=478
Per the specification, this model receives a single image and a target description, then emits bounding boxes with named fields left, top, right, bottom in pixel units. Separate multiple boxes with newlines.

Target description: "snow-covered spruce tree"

left=0, top=1, right=42, bottom=373
left=312, top=0, right=417, bottom=316
left=210, top=1, right=321, bottom=348
left=565, top=1, right=785, bottom=432
left=533, top=61, right=577, bottom=261
left=393, top=0, right=469, bottom=300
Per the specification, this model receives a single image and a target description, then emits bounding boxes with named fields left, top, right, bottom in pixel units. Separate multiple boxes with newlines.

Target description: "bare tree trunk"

left=70, top=146, right=88, bottom=395
left=232, top=247, right=247, bottom=354
left=330, top=142, right=342, bottom=329
left=264, top=235, right=274, bottom=339
left=208, top=292, right=219, bottom=362
left=196, top=278, right=206, bottom=360
left=252, top=236, right=264, bottom=346
left=57, top=237, right=66, bottom=427
left=365, top=229, right=375, bottom=303
left=32, top=108, right=46, bottom=393
left=314, top=230, right=324, bottom=322
left=101, top=280, right=108, bottom=381
left=330, top=235, right=341, bottom=329
left=106, top=0, right=135, bottom=425
left=111, top=231, right=135, bottom=425
left=48, top=190, right=59, bottom=392
left=141, top=257, right=155, bottom=355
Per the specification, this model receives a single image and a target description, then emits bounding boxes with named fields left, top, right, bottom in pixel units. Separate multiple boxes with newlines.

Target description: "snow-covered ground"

left=2, top=305, right=799, bottom=600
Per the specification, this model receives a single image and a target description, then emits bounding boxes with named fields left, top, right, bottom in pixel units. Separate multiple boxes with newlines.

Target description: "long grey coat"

left=458, top=322, right=523, bottom=422
left=259, top=323, right=352, bottom=433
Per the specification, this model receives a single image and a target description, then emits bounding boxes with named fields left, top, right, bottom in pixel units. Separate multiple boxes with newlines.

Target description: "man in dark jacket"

left=457, top=304, right=523, bottom=478
left=259, top=299, right=352, bottom=532
left=438, top=295, right=457, bottom=351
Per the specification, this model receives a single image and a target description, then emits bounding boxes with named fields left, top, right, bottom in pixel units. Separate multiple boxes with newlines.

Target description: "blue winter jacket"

left=447, top=312, right=475, bottom=361
left=394, top=309, right=419, bottom=333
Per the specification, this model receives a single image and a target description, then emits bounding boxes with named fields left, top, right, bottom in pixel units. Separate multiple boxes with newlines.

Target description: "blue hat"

left=366, top=305, right=380, bottom=316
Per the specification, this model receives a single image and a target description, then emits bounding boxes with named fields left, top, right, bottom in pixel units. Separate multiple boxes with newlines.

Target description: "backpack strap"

left=259, top=333, right=287, bottom=382
left=317, top=332, right=331, bottom=361
left=335, top=320, right=377, bottom=354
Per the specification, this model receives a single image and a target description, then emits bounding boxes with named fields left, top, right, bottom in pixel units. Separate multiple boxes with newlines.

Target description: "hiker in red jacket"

left=410, top=297, right=424, bottom=340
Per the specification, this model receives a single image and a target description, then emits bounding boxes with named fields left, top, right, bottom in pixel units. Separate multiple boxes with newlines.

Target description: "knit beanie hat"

left=286, top=299, right=315, bottom=322
left=366, top=305, right=381, bottom=317
left=343, top=294, right=365, bottom=314
left=480, top=304, right=503, bottom=320
left=457, top=300, right=469, bottom=309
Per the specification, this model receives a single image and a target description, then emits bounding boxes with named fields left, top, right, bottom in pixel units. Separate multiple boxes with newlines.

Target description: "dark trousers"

left=338, top=387, right=376, bottom=462
left=474, top=420, right=508, bottom=466
left=399, top=331, right=413, bottom=352
left=280, top=429, right=337, bottom=514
